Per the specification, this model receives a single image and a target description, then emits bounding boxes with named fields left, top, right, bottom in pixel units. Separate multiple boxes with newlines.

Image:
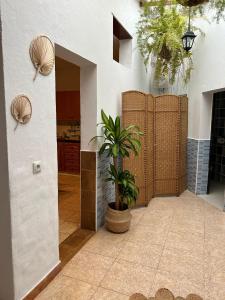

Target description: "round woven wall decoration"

left=11, top=95, right=32, bottom=128
left=29, top=35, right=55, bottom=81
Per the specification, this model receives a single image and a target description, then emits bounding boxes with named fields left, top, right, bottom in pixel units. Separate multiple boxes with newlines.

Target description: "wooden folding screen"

left=146, top=94, right=154, bottom=202
left=122, top=91, right=148, bottom=206
left=122, top=91, right=188, bottom=206
left=154, top=95, right=188, bottom=196
left=179, top=96, right=188, bottom=194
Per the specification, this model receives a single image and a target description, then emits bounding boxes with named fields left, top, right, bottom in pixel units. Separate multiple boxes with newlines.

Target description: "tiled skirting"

left=80, top=151, right=96, bottom=231
left=96, top=152, right=115, bottom=229
left=187, top=138, right=210, bottom=195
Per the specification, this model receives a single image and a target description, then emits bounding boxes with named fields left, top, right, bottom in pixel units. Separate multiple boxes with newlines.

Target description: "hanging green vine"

left=137, top=2, right=196, bottom=84
left=137, top=0, right=225, bottom=85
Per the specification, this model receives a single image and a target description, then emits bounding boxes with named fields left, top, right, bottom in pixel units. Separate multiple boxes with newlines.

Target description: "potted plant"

left=137, top=4, right=194, bottom=85
left=91, top=110, right=143, bottom=233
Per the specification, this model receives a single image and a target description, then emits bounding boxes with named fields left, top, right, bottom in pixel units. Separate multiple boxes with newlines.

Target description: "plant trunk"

left=113, top=157, right=120, bottom=210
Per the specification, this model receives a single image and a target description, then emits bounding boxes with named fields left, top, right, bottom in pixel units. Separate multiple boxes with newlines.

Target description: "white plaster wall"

left=0, top=18, right=15, bottom=300
left=187, top=14, right=225, bottom=139
left=0, top=0, right=149, bottom=299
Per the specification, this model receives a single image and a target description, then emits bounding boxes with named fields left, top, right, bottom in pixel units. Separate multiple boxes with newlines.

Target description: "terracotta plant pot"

left=105, top=202, right=132, bottom=233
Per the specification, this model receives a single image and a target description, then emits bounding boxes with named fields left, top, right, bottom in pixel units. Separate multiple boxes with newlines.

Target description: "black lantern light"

left=182, top=8, right=197, bottom=52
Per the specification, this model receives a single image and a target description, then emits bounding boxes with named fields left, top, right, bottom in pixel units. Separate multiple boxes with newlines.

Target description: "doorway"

left=55, top=56, right=81, bottom=244
left=207, top=91, right=225, bottom=210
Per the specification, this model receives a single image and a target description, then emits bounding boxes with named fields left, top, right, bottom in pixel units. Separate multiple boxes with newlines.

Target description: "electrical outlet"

left=33, top=161, right=41, bottom=174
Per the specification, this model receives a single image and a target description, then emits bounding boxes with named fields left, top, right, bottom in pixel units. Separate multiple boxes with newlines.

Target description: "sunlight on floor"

left=58, top=173, right=80, bottom=243
left=200, top=181, right=224, bottom=211
left=37, top=190, right=225, bottom=299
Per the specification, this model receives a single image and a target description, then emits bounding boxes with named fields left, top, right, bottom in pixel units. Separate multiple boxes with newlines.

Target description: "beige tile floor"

left=37, top=190, right=225, bottom=299
left=58, top=173, right=80, bottom=243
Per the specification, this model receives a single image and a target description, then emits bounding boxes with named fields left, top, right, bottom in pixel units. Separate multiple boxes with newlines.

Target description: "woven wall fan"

left=29, top=35, right=55, bottom=81
left=11, top=95, right=32, bottom=130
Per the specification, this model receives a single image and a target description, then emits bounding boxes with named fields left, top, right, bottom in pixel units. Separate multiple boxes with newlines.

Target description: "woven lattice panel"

left=146, top=95, right=154, bottom=202
left=122, top=91, right=188, bottom=203
left=179, top=96, right=188, bottom=193
left=154, top=95, right=180, bottom=196
left=122, top=91, right=148, bottom=206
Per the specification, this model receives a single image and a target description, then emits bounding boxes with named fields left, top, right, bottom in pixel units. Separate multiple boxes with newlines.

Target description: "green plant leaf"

left=101, top=110, right=109, bottom=125
left=112, top=144, right=119, bottom=157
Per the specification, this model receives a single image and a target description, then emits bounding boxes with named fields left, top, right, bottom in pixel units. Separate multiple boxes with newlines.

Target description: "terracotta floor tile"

left=118, top=240, right=163, bottom=269
left=130, top=208, right=146, bottom=225
left=62, top=250, right=114, bottom=285
left=205, top=254, right=225, bottom=287
left=205, top=232, right=225, bottom=259
left=170, top=217, right=204, bottom=235
left=205, top=214, right=225, bottom=235
left=91, top=287, right=129, bottom=300
left=150, top=270, right=205, bottom=299
left=180, top=190, right=197, bottom=198
left=165, top=231, right=204, bottom=256
left=139, top=209, right=173, bottom=228
left=158, top=248, right=204, bottom=284
left=147, top=197, right=177, bottom=211
left=205, top=283, right=225, bottom=300
left=37, top=192, right=224, bottom=299
left=124, top=224, right=167, bottom=245
left=101, top=259, right=156, bottom=296
left=35, top=274, right=96, bottom=300
left=82, top=233, right=125, bottom=258
left=92, top=227, right=128, bottom=243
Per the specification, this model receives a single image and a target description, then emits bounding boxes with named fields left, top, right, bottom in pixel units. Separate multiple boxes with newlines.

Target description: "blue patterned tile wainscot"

left=96, top=151, right=115, bottom=229
left=187, top=138, right=210, bottom=195
left=196, top=140, right=210, bottom=195
left=187, top=138, right=198, bottom=193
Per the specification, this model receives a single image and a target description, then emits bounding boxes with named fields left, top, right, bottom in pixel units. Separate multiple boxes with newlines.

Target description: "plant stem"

left=113, top=157, right=120, bottom=210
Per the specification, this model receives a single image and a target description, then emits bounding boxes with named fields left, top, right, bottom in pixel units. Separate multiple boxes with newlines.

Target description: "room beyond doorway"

left=55, top=56, right=81, bottom=244
left=206, top=91, right=225, bottom=210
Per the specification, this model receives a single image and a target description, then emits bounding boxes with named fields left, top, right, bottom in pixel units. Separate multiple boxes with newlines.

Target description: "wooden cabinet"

left=56, top=91, right=80, bottom=121
left=57, top=142, right=80, bottom=173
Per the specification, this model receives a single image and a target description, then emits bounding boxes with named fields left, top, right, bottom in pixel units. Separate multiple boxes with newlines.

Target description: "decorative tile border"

left=96, top=151, right=115, bottom=229
left=187, top=138, right=198, bottom=193
left=187, top=138, right=210, bottom=195
left=196, top=140, right=210, bottom=195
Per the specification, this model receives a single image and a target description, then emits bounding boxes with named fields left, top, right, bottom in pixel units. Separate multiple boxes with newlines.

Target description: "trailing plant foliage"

left=106, top=167, right=139, bottom=207
left=137, top=0, right=224, bottom=85
left=90, top=110, right=143, bottom=210
left=210, top=0, right=225, bottom=21
left=137, top=2, right=194, bottom=84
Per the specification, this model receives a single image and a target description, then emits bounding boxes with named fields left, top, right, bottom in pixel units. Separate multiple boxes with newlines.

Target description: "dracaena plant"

left=91, top=110, right=143, bottom=210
